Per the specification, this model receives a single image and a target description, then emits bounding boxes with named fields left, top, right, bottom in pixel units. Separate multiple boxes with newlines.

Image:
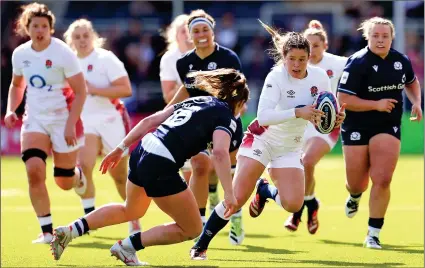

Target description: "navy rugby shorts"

left=128, top=142, right=187, bottom=197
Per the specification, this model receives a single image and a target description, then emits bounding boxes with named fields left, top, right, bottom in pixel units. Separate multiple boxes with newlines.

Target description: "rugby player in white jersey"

left=4, top=2, right=88, bottom=244
left=190, top=21, right=345, bottom=260
left=159, top=14, right=194, bottom=182
left=284, top=20, right=348, bottom=234
left=63, top=18, right=141, bottom=235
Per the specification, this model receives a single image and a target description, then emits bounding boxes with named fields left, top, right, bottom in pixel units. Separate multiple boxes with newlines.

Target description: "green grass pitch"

left=1, top=155, right=423, bottom=267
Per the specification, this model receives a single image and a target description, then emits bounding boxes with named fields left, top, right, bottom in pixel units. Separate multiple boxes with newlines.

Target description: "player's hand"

left=4, top=111, right=18, bottom=128
left=335, top=103, right=346, bottom=128
left=99, top=147, right=124, bottom=174
left=295, top=105, right=324, bottom=124
left=375, top=99, right=398, bottom=113
left=64, top=122, right=77, bottom=146
left=410, top=103, right=423, bottom=122
left=223, top=191, right=238, bottom=218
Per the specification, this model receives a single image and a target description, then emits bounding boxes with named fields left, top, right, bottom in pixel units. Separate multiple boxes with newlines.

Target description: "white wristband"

left=117, top=142, right=128, bottom=152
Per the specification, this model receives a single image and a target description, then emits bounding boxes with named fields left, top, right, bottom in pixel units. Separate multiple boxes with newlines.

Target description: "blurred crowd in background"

left=1, top=1, right=424, bottom=115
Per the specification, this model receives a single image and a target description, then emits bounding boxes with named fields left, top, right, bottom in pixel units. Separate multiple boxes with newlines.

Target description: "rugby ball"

left=314, top=91, right=339, bottom=134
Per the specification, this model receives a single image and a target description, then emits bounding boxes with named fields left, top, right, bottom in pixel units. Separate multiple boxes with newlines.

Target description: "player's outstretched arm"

left=100, top=106, right=175, bottom=173
left=211, top=130, right=237, bottom=218
left=166, top=85, right=189, bottom=108
left=338, top=92, right=397, bottom=113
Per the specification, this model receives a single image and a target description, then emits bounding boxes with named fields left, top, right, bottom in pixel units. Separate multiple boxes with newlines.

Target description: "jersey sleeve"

left=11, top=49, right=22, bottom=76
left=257, top=71, right=296, bottom=125
left=228, top=51, right=242, bottom=72
left=160, top=52, right=179, bottom=82
left=215, top=107, right=237, bottom=139
left=105, top=51, right=128, bottom=82
left=229, top=117, right=243, bottom=152
left=61, top=45, right=82, bottom=78
left=337, top=57, right=363, bottom=96
left=176, top=58, right=187, bottom=85
left=402, top=55, right=417, bottom=85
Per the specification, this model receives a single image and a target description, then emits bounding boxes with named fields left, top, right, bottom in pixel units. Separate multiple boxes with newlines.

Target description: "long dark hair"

left=188, top=68, right=250, bottom=113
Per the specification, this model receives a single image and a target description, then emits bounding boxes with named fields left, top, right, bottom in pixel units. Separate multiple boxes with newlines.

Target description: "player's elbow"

left=212, top=148, right=229, bottom=163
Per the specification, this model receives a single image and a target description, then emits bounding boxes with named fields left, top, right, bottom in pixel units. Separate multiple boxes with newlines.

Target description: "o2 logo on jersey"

left=29, top=75, right=52, bottom=92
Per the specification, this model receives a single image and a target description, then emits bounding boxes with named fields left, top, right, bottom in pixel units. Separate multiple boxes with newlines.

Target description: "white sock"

left=214, top=202, right=231, bottom=220
left=368, top=226, right=381, bottom=238
left=121, top=237, right=136, bottom=251
left=304, top=194, right=315, bottom=201
left=81, top=198, right=95, bottom=209
left=274, top=193, right=283, bottom=208
left=69, top=218, right=86, bottom=238
left=201, top=216, right=207, bottom=224
left=37, top=214, right=52, bottom=227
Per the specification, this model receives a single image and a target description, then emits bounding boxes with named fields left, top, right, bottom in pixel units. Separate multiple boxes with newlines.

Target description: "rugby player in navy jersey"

left=167, top=9, right=246, bottom=244
left=338, top=17, right=422, bottom=249
left=49, top=69, right=250, bottom=265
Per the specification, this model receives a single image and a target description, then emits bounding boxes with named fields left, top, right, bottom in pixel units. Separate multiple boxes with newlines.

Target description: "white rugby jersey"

left=78, top=48, right=128, bottom=118
left=256, top=64, right=331, bottom=151
left=12, top=37, right=81, bottom=120
left=159, top=46, right=185, bottom=85
left=310, top=52, right=347, bottom=95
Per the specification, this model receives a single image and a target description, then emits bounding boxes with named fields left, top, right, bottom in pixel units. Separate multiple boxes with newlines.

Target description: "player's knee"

left=281, top=197, right=304, bottom=213
left=186, top=218, right=203, bottom=240
left=346, top=179, right=369, bottom=194
left=302, top=154, right=317, bottom=170
left=191, top=156, right=211, bottom=177
left=54, top=167, right=76, bottom=190
left=22, top=149, right=47, bottom=185
left=79, top=159, right=96, bottom=175
left=371, top=173, right=392, bottom=189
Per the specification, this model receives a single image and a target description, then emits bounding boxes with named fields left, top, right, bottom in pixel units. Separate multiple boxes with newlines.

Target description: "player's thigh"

left=190, top=151, right=212, bottom=174
left=109, top=155, right=129, bottom=179
left=153, top=188, right=202, bottom=237
left=78, top=134, right=101, bottom=169
left=232, top=155, right=266, bottom=206
left=302, top=137, right=331, bottom=168
left=52, top=150, right=79, bottom=169
left=369, top=133, right=400, bottom=187
left=21, top=132, right=51, bottom=153
left=269, top=167, right=305, bottom=210
left=342, top=145, right=370, bottom=190
left=125, top=179, right=152, bottom=218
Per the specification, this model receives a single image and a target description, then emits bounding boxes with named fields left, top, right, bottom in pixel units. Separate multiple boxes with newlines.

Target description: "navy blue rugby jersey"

left=176, top=43, right=242, bottom=97
left=153, top=96, right=238, bottom=167
left=338, top=47, right=416, bottom=128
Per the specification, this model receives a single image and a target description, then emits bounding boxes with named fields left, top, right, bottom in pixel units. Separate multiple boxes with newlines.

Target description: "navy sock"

left=208, top=184, right=217, bottom=193
left=293, top=202, right=305, bottom=219
left=129, top=232, right=145, bottom=251
left=368, top=218, right=384, bottom=229
left=84, top=207, right=95, bottom=214
left=305, top=198, right=319, bottom=211
left=199, top=208, right=206, bottom=217
left=195, top=210, right=229, bottom=250
left=259, top=183, right=278, bottom=200
left=350, top=193, right=362, bottom=199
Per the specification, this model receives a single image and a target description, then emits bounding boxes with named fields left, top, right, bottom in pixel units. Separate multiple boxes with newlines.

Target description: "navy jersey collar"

left=366, top=46, right=394, bottom=61
left=195, top=43, right=220, bottom=61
